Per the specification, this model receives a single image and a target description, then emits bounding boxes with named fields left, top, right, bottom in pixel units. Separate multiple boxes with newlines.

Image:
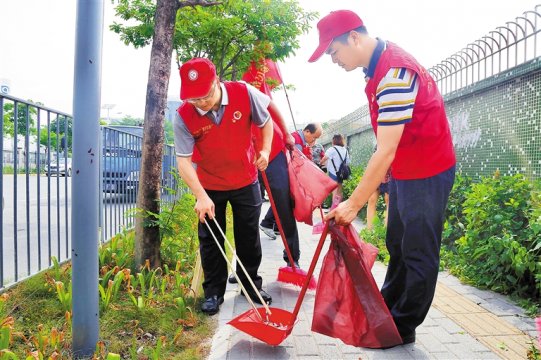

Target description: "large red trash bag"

left=311, top=223, right=402, bottom=349
left=287, top=148, right=337, bottom=225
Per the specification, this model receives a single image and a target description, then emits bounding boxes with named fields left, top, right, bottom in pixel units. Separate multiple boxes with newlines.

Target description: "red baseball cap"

left=179, top=58, right=217, bottom=100
left=308, top=10, right=364, bottom=63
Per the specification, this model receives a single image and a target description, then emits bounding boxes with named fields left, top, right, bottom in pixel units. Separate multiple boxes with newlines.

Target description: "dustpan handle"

left=208, top=218, right=273, bottom=316
left=261, top=170, right=297, bottom=270
left=291, top=221, right=331, bottom=320
left=203, top=220, right=264, bottom=319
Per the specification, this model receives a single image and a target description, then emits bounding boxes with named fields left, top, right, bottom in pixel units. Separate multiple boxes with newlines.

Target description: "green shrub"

left=157, top=192, right=198, bottom=268
left=452, top=174, right=540, bottom=303
left=341, top=165, right=363, bottom=201
left=442, top=173, right=473, bottom=250
left=359, top=216, right=389, bottom=264
left=141, top=182, right=199, bottom=271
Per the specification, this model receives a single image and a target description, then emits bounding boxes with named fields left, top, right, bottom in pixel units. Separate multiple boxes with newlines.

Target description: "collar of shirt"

left=195, top=82, right=229, bottom=117
left=363, top=38, right=387, bottom=79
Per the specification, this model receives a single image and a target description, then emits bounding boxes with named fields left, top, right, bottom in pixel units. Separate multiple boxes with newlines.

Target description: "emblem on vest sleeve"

left=232, top=111, right=242, bottom=122
left=188, top=70, right=198, bottom=81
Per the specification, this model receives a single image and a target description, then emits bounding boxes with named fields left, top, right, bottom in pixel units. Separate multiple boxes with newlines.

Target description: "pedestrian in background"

left=321, top=134, right=350, bottom=206
left=291, top=123, right=323, bottom=160
left=311, top=141, right=327, bottom=173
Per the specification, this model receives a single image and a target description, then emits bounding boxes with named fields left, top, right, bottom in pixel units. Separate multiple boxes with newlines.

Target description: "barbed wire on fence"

left=428, top=5, right=541, bottom=96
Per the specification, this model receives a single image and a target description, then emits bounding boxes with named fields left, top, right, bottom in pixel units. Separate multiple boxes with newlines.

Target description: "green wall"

left=321, top=58, right=541, bottom=180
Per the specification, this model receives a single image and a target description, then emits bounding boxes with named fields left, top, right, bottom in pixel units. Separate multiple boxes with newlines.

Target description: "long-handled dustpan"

left=229, top=221, right=331, bottom=345
left=204, top=218, right=271, bottom=315
left=261, top=171, right=317, bottom=289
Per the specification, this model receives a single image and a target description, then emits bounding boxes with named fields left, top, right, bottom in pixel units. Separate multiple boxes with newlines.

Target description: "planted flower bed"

left=0, top=192, right=221, bottom=359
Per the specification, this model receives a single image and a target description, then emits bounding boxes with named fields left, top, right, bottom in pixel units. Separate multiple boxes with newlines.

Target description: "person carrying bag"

left=321, top=134, right=351, bottom=207
left=330, top=146, right=351, bottom=183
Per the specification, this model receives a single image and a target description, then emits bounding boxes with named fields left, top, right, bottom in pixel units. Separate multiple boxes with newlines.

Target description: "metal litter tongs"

left=204, top=218, right=272, bottom=321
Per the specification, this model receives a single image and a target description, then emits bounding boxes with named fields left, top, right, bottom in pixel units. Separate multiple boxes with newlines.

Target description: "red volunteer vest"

left=292, top=131, right=313, bottom=160
left=252, top=116, right=285, bottom=162
left=365, top=42, right=456, bottom=180
left=178, top=82, right=257, bottom=190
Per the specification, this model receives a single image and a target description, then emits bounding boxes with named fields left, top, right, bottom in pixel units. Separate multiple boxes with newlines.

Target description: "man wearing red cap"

left=173, top=57, right=273, bottom=315
left=311, top=10, right=456, bottom=346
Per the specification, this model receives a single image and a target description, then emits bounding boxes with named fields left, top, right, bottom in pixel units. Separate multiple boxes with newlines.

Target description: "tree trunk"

left=134, top=0, right=178, bottom=270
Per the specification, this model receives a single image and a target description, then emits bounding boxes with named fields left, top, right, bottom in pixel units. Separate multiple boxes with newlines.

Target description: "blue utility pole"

left=71, top=0, right=104, bottom=356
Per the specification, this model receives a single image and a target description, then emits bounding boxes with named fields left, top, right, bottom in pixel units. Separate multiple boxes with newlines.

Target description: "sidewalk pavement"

left=207, top=203, right=539, bottom=360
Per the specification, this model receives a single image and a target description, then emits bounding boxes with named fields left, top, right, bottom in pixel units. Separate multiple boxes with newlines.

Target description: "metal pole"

left=275, top=63, right=299, bottom=132
left=71, top=0, right=104, bottom=356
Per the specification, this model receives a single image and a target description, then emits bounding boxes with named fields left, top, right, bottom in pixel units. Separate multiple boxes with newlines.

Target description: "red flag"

left=246, top=59, right=285, bottom=159
left=242, top=59, right=283, bottom=98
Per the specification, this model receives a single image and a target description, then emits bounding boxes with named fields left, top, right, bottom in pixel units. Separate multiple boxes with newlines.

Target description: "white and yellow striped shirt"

left=376, top=67, right=419, bottom=126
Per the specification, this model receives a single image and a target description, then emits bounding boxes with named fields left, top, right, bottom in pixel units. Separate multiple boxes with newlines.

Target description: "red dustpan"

left=228, top=222, right=330, bottom=345
left=227, top=307, right=296, bottom=345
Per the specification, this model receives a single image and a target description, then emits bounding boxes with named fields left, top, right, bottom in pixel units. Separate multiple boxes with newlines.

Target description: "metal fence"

left=320, top=5, right=541, bottom=180
left=428, top=5, right=541, bottom=96
left=1, top=94, right=178, bottom=289
left=99, top=125, right=179, bottom=241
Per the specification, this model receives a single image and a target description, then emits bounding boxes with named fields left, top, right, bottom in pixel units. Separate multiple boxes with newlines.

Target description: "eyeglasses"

left=186, top=82, right=217, bottom=104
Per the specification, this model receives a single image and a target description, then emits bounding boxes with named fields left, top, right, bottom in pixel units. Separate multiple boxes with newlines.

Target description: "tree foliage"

left=39, top=115, right=73, bottom=152
left=111, top=0, right=316, bottom=79
left=2, top=102, right=38, bottom=137
left=110, top=114, right=144, bottom=126
left=110, top=0, right=315, bottom=269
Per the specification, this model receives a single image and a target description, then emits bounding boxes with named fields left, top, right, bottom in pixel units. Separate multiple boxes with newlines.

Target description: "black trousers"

left=381, top=166, right=455, bottom=337
left=199, top=181, right=263, bottom=298
left=258, top=172, right=266, bottom=198
left=259, top=151, right=300, bottom=263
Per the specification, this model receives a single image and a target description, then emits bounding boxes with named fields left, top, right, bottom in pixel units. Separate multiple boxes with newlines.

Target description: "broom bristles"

left=277, top=266, right=317, bottom=289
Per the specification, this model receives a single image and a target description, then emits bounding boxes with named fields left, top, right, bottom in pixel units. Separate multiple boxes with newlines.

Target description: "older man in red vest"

left=310, top=10, right=456, bottom=346
left=174, top=58, right=273, bottom=315
left=291, top=123, right=323, bottom=160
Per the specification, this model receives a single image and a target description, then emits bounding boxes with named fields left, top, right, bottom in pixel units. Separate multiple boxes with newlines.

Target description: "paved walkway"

left=207, top=203, right=539, bottom=360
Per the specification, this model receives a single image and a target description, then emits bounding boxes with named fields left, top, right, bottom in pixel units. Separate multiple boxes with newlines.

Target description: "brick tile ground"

left=207, top=204, right=539, bottom=360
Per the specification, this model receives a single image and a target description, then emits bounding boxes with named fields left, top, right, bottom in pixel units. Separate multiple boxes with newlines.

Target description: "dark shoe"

left=241, top=289, right=272, bottom=305
left=259, top=224, right=277, bottom=240
left=401, top=331, right=416, bottom=345
left=285, top=260, right=300, bottom=269
left=228, top=273, right=237, bottom=284
left=201, top=295, right=224, bottom=315
left=377, top=331, right=415, bottom=349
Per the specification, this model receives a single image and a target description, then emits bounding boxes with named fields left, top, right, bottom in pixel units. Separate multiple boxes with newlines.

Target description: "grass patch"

left=0, top=190, right=237, bottom=359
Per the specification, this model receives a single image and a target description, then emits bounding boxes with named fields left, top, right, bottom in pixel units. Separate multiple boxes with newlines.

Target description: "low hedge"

left=349, top=168, right=540, bottom=313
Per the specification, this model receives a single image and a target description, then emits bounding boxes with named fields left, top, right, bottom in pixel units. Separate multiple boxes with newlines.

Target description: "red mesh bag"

left=287, top=148, right=337, bottom=225
left=311, top=224, right=402, bottom=348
